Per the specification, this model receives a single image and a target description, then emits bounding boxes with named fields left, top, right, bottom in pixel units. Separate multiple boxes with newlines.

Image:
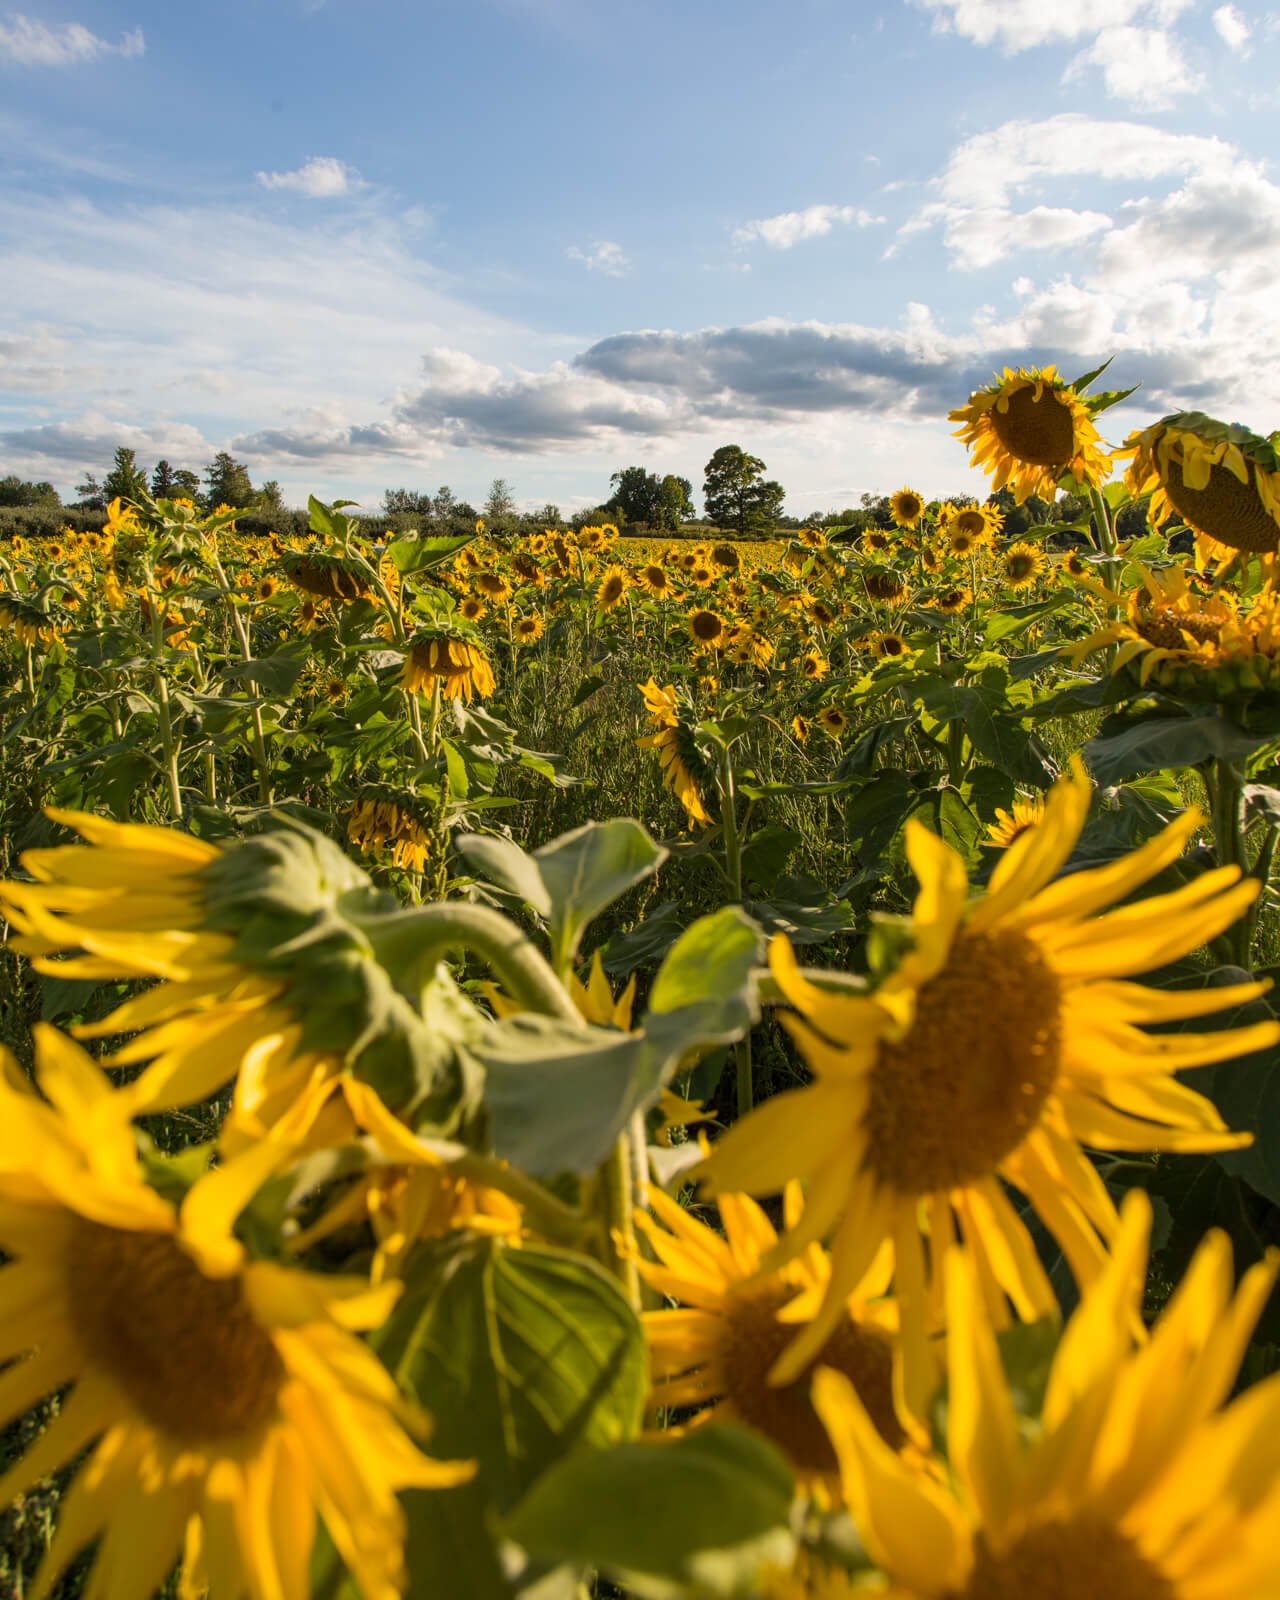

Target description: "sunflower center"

left=950, top=1520, right=1176, bottom=1600
left=865, top=926, right=1062, bottom=1195
left=990, top=385, right=1077, bottom=467
left=717, top=1282, right=903, bottom=1474
left=953, top=509, right=986, bottom=538
left=1162, top=454, right=1279, bottom=553
left=1134, top=610, right=1222, bottom=651
left=691, top=610, right=723, bottom=642
left=68, top=1218, right=285, bottom=1442
left=1006, top=554, right=1036, bottom=580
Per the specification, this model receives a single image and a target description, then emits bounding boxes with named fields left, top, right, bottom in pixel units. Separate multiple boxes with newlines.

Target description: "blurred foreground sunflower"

left=0, top=1029, right=471, bottom=1600
left=812, top=1190, right=1280, bottom=1600
left=699, top=760, right=1275, bottom=1407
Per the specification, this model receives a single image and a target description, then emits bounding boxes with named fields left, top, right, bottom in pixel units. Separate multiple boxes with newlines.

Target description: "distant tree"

left=383, top=487, right=435, bottom=516
left=703, top=446, right=784, bottom=536
left=530, top=502, right=561, bottom=526
left=572, top=504, right=616, bottom=531
left=151, top=459, right=178, bottom=498
left=203, top=452, right=254, bottom=509
left=988, top=485, right=1052, bottom=538
left=432, top=486, right=458, bottom=519
left=655, top=474, right=695, bottom=531
left=74, top=473, right=106, bottom=511
left=453, top=501, right=478, bottom=522
left=256, top=480, right=286, bottom=517
left=0, top=475, right=60, bottom=507
left=608, top=466, right=661, bottom=525
left=172, top=468, right=202, bottom=500
left=860, top=492, right=894, bottom=530
left=103, top=447, right=148, bottom=506
left=484, top=478, right=516, bottom=521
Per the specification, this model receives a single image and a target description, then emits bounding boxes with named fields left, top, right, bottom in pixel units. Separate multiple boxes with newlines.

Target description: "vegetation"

left=2, top=365, right=1280, bottom=1600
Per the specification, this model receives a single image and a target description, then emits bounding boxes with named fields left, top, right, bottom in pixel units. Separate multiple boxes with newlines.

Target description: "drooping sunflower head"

left=889, top=487, right=925, bottom=529
left=1001, top=540, right=1047, bottom=590
left=282, top=548, right=372, bottom=602
left=863, top=568, right=909, bottom=606
left=402, top=626, right=497, bottom=701
left=348, top=787, right=438, bottom=874
left=636, top=678, right=714, bottom=825
left=711, top=542, right=742, bottom=571
left=1118, top=412, right=1280, bottom=555
left=950, top=365, right=1113, bottom=503
left=933, top=585, right=970, bottom=614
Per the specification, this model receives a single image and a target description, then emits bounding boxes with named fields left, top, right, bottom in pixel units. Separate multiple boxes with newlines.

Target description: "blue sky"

left=1, top=0, right=1276, bottom=516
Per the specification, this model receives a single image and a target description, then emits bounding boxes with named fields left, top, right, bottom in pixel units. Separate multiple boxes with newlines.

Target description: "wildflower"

left=812, top=1190, right=1280, bottom=1600
left=951, top=366, right=1112, bottom=503
left=0, top=1029, right=472, bottom=1600
left=699, top=761, right=1275, bottom=1405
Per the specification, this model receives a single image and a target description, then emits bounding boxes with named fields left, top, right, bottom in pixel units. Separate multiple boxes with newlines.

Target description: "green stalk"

left=718, top=741, right=754, bottom=1116
left=1210, top=755, right=1252, bottom=968
left=146, top=578, right=184, bottom=821
left=208, top=552, right=273, bottom=805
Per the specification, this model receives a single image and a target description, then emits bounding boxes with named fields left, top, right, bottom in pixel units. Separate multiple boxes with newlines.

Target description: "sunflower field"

left=1, top=364, right=1280, bottom=1599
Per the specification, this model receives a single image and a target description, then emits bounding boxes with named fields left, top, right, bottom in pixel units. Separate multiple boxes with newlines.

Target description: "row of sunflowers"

left=0, top=364, right=1278, bottom=1598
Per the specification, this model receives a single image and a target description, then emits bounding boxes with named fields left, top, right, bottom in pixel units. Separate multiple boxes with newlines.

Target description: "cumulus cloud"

left=1, top=414, right=210, bottom=465
left=1062, top=25, right=1203, bottom=108
left=565, top=239, right=629, bottom=276
left=0, top=15, right=143, bottom=66
left=898, top=203, right=1112, bottom=270
left=912, top=0, right=1191, bottom=51
left=732, top=204, right=884, bottom=248
left=255, top=157, right=363, bottom=197
left=1213, top=3, right=1251, bottom=50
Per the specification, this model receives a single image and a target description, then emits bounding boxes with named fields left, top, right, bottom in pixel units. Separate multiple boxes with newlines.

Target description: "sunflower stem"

left=145, top=571, right=185, bottom=821
left=717, top=741, right=755, bottom=1116
left=597, top=1130, right=642, bottom=1311
left=1211, top=755, right=1252, bottom=967
left=360, top=901, right=581, bottom=1023
left=208, top=551, right=273, bottom=805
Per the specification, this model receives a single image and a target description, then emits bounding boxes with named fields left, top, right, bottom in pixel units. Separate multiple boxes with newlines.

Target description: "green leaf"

left=647, top=906, right=762, bottom=1027
left=502, top=1425, right=795, bottom=1599
left=456, top=834, right=554, bottom=919
left=1068, top=356, right=1114, bottom=394
left=1085, top=711, right=1273, bottom=785
left=571, top=674, right=605, bottom=707
left=384, top=533, right=474, bottom=573
left=382, top=1239, right=645, bottom=1513
left=600, top=901, right=686, bottom=976
left=534, top=818, right=668, bottom=972
left=440, top=736, right=470, bottom=800
left=983, top=595, right=1071, bottom=644
left=218, top=646, right=309, bottom=696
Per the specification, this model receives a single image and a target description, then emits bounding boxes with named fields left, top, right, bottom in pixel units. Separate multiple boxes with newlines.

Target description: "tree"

left=151, top=460, right=178, bottom=498
left=103, top=447, right=148, bottom=506
left=0, top=476, right=59, bottom=508
left=203, top=452, right=254, bottom=510
left=703, top=446, right=785, bottom=537
left=256, top=480, right=286, bottom=517
left=172, top=468, right=202, bottom=500
left=484, top=478, right=516, bottom=521
left=609, top=466, right=660, bottom=525
left=74, top=474, right=106, bottom=511
left=383, top=488, right=435, bottom=516
left=655, top=474, right=695, bottom=531
left=432, top=486, right=458, bottom=520
left=530, top=503, right=561, bottom=526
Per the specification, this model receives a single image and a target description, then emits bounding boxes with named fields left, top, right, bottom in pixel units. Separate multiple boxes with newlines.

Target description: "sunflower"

left=791, top=713, right=812, bottom=743
left=691, top=564, right=715, bottom=587
left=256, top=577, right=278, bottom=601
left=512, top=613, right=545, bottom=646
left=801, top=652, right=830, bottom=681
left=816, top=705, right=848, bottom=738
left=1118, top=412, right=1280, bottom=555
left=985, top=794, right=1046, bottom=848
left=298, top=598, right=321, bottom=628
left=947, top=526, right=981, bottom=558
left=580, top=525, right=608, bottom=553
left=873, top=631, right=909, bottom=659
left=0, top=810, right=431, bottom=1123
left=347, top=794, right=436, bottom=874
left=1064, top=550, right=1091, bottom=579
left=711, top=542, right=742, bottom=571
left=813, top=1190, right=1280, bottom=1600
left=699, top=760, right=1275, bottom=1407
left=946, top=504, right=1000, bottom=545
left=636, top=1182, right=910, bottom=1481
left=0, top=1028, right=472, bottom=1600
left=798, top=527, right=826, bottom=549
left=1001, top=541, right=1046, bottom=590
left=863, top=530, right=894, bottom=555
left=807, top=598, right=838, bottom=628
left=933, top=586, right=970, bottom=614
left=889, top=488, right=925, bottom=530
left=688, top=607, right=727, bottom=647
left=595, top=566, right=629, bottom=613
left=640, top=562, right=674, bottom=598
left=473, top=569, right=512, bottom=604
left=458, top=594, right=487, bottom=622
left=637, top=678, right=712, bottom=826
left=402, top=629, right=496, bottom=701
left=282, top=551, right=371, bottom=602
left=863, top=571, right=908, bottom=606
left=727, top=576, right=751, bottom=603
left=950, top=366, right=1112, bottom=503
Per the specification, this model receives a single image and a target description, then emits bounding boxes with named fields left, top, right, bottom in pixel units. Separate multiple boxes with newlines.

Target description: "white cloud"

left=565, top=239, right=629, bottom=276
left=912, top=0, right=1191, bottom=52
left=255, top=157, right=362, bottom=197
left=937, top=115, right=1234, bottom=208
left=733, top=203, right=883, bottom=248
left=913, top=204, right=1113, bottom=270
left=1063, top=25, right=1203, bottom=108
left=1213, top=3, right=1252, bottom=50
left=0, top=15, right=143, bottom=66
